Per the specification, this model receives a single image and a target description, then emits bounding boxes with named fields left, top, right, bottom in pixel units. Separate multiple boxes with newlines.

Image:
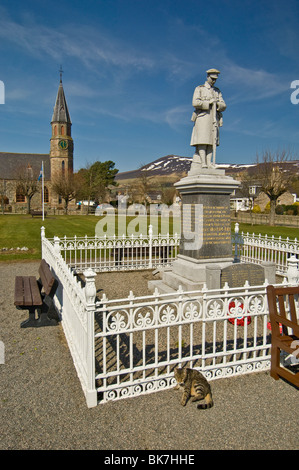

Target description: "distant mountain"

left=115, top=154, right=258, bottom=181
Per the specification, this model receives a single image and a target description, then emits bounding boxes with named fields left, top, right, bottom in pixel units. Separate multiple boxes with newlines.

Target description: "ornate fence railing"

left=47, top=224, right=298, bottom=276
left=94, top=281, right=281, bottom=404
left=41, top=227, right=298, bottom=407
left=41, top=228, right=98, bottom=407
left=48, top=226, right=180, bottom=273
left=239, top=230, right=299, bottom=276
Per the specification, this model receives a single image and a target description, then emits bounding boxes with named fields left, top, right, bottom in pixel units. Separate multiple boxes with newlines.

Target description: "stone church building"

left=0, top=77, right=74, bottom=213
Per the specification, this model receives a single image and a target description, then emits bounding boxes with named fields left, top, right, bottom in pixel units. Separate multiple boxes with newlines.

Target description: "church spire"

left=59, top=65, right=63, bottom=83
left=51, top=68, right=71, bottom=124
left=49, top=72, right=74, bottom=183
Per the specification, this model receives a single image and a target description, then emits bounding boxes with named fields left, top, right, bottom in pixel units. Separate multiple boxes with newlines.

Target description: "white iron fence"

left=239, top=231, right=299, bottom=276
left=41, top=227, right=298, bottom=407
left=47, top=225, right=299, bottom=277
left=41, top=229, right=98, bottom=407
left=94, top=281, right=278, bottom=404
left=50, top=227, right=179, bottom=273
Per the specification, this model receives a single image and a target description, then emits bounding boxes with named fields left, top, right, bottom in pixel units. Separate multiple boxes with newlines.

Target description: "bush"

left=252, top=204, right=261, bottom=213
left=264, top=202, right=270, bottom=213
left=285, top=204, right=298, bottom=215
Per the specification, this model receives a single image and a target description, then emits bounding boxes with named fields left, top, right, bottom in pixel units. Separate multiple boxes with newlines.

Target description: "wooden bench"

left=30, top=210, right=47, bottom=218
left=14, top=259, right=59, bottom=328
left=266, top=285, right=299, bottom=387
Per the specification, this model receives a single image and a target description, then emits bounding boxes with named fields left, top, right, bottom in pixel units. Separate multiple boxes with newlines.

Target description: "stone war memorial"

left=150, top=68, right=275, bottom=293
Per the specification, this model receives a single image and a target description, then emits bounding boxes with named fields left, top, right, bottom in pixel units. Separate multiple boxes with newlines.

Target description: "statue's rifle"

left=212, top=100, right=217, bottom=166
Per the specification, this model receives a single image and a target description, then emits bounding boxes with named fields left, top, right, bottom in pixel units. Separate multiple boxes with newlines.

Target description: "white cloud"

left=220, top=62, right=289, bottom=105
left=164, top=105, right=190, bottom=131
left=0, top=11, right=155, bottom=73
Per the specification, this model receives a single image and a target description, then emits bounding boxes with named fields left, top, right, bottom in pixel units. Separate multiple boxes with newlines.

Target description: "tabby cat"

left=174, top=367, right=213, bottom=409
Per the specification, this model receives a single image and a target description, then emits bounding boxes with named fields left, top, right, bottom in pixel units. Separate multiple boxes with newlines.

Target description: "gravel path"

left=0, top=261, right=298, bottom=450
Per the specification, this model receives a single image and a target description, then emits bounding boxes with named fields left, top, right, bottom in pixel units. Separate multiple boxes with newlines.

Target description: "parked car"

left=77, top=201, right=96, bottom=206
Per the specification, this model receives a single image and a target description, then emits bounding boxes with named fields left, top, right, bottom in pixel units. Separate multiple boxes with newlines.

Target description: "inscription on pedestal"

left=180, top=193, right=232, bottom=260
left=220, top=263, right=265, bottom=288
left=203, top=205, right=231, bottom=246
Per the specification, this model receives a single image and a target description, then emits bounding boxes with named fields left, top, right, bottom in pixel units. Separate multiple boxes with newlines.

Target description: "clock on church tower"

left=58, top=139, right=69, bottom=150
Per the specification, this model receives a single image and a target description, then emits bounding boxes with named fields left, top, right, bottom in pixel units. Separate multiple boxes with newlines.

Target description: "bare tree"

left=239, top=170, right=259, bottom=224
left=135, top=165, right=155, bottom=206
left=15, top=164, right=39, bottom=214
left=159, top=184, right=177, bottom=206
left=51, top=171, right=79, bottom=214
left=0, top=180, right=7, bottom=214
left=256, top=149, right=295, bottom=226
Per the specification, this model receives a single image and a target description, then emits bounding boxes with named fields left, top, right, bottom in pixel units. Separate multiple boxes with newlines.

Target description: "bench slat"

left=29, top=276, right=43, bottom=306
left=23, top=277, right=32, bottom=306
left=39, top=260, right=55, bottom=295
left=14, top=276, right=25, bottom=306
left=14, top=276, right=42, bottom=307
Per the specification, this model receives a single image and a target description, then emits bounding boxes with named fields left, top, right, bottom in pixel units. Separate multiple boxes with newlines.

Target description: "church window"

left=43, top=186, right=49, bottom=203
left=61, top=125, right=65, bottom=135
left=54, top=125, right=57, bottom=136
left=0, top=196, right=9, bottom=205
left=16, top=187, right=25, bottom=203
left=62, top=160, right=65, bottom=175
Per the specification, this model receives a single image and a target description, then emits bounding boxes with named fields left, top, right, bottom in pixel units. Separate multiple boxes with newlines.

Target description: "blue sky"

left=0, top=0, right=298, bottom=173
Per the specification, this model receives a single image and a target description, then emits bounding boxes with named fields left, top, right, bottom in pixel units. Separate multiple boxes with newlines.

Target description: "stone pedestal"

left=149, top=167, right=241, bottom=293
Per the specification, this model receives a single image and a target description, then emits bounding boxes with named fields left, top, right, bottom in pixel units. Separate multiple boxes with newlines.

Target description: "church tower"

left=50, top=70, right=73, bottom=182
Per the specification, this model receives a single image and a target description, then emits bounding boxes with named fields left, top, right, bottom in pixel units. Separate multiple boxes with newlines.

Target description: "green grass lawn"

left=236, top=222, right=299, bottom=239
left=0, top=214, right=102, bottom=261
left=0, top=214, right=298, bottom=262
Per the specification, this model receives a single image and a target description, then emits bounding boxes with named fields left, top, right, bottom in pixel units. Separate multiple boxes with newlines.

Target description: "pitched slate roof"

left=0, top=152, right=50, bottom=180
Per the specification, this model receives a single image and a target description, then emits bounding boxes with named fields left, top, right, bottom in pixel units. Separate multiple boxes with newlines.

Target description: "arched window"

left=61, top=125, right=64, bottom=135
left=42, top=186, right=49, bottom=203
left=54, top=125, right=57, bottom=136
left=62, top=160, right=65, bottom=175
left=16, top=186, right=25, bottom=203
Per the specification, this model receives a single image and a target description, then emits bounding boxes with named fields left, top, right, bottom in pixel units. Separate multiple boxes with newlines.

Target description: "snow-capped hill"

left=115, top=154, right=299, bottom=181
left=116, top=154, right=255, bottom=180
left=115, top=155, right=191, bottom=180
left=142, top=155, right=192, bottom=174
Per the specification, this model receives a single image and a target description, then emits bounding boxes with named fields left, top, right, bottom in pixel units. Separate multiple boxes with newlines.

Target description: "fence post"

left=286, top=255, right=299, bottom=285
left=148, top=224, right=153, bottom=269
left=54, top=236, right=61, bottom=253
left=83, top=268, right=97, bottom=407
left=41, top=226, right=45, bottom=258
left=233, top=222, right=243, bottom=263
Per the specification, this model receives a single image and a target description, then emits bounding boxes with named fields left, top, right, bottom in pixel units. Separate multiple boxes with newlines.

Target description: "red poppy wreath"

left=228, top=301, right=251, bottom=326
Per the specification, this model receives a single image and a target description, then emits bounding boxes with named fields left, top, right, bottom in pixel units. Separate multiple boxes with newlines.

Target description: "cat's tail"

left=197, top=392, right=213, bottom=409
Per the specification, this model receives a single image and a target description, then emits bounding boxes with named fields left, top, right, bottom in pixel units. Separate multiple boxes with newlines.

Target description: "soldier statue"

left=190, top=69, right=226, bottom=169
